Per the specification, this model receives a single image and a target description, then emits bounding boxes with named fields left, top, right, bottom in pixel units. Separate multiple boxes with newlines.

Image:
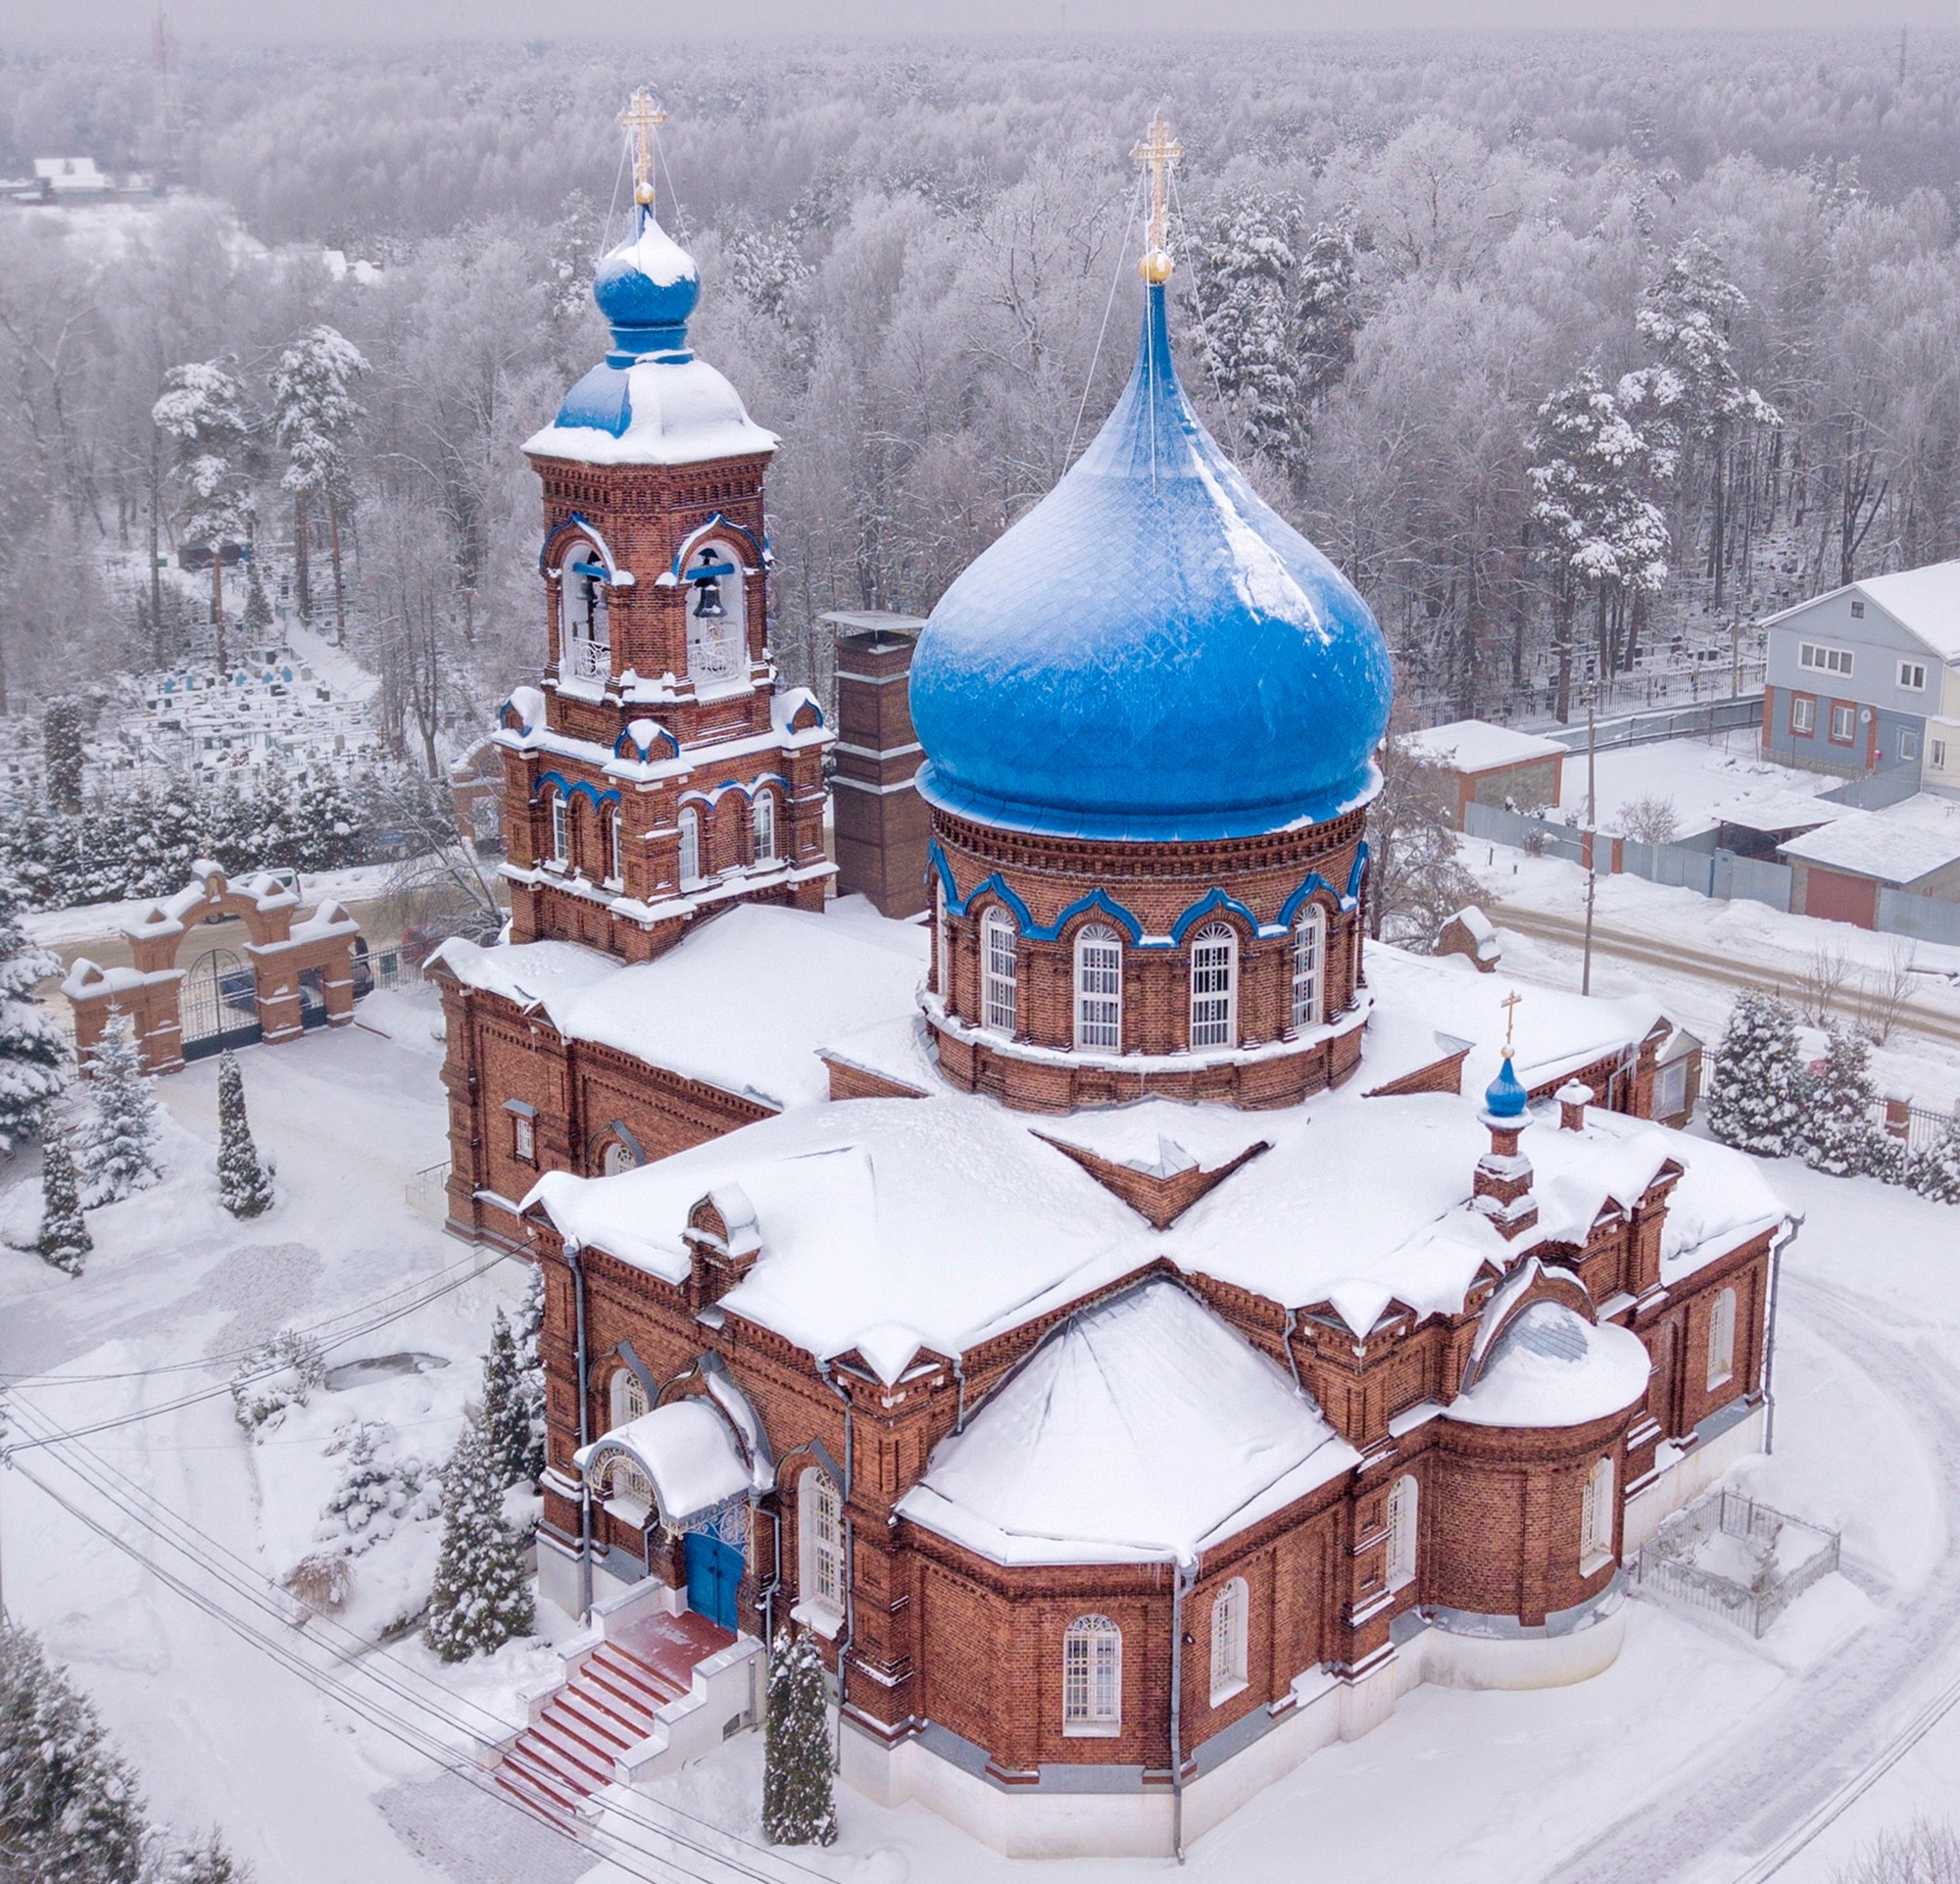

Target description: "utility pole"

left=1583, top=700, right=1597, bottom=997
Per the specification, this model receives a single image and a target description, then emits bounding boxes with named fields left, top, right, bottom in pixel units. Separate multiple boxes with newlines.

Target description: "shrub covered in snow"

left=82, top=1015, right=165, bottom=1209
left=422, top=1415, right=534, bottom=1662
left=0, top=890, right=68, bottom=1153
left=34, top=1121, right=92, bottom=1276
left=1705, top=988, right=1806, bottom=1159
left=1803, top=1024, right=1885, bottom=1178
left=216, top=1053, right=273, bottom=1218
left=230, top=1330, right=326, bottom=1434
left=763, top=1625, right=837, bottom=1847
left=316, top=1419, right=439, bottom=1557
left=1911, top=1112, right=1960, bottom=1207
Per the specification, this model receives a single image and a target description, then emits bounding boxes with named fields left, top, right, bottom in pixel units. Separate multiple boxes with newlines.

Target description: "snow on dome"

left=575, top=1397, right=749, bottom=1526
left=909, top=281, right=1393, bottom=842
left=1446, top=1302, right=1650, bottom=1430
left=897, top=1280, right=1356, bottom=1566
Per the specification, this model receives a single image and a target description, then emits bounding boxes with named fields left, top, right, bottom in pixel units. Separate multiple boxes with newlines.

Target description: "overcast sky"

left=13, top=0, right=1959, bottom=38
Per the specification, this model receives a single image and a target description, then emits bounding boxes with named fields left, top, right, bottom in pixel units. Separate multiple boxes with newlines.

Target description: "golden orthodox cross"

left=1500, top=988, right=1523, bottom=1052
left=618, top=87, right=667, bottom=210
left=1131, top=109, right=1183, bottom=271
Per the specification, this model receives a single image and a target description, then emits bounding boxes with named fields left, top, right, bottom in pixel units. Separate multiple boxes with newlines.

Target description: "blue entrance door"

left=684, top=1531, right=743, bottom=1632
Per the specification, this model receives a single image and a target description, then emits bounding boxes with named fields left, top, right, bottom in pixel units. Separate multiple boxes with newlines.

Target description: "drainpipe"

left=759, top=1505, right=783, bottom=1647
left=1282, top=1308, right=1306, bottom=1399
left=1761, top=1214, right=1801, bottom=1456
left=1169, top=1561, right=1195, bottom=1863
left=953, top=1355, right=969, bottom=1433
left=815, top=1360, right=855, bottom=1761
left=568, top=1242, right=593, bottom=1620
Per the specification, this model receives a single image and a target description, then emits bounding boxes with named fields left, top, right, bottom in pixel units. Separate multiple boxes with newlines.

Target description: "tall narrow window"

left=607, top=807, right=623, bottom=884
left=983, top=909, right=1018, bottom=1035
left=1580, top=1455, right=1616, bottom=1569
left=684, top=542, right=745, bottom=685
left=753, top=790, right=776, bottom=863
left=1291, top=906, right=1325, bottom=1031
left=511, top=1111, right=535, bottom=1163
left=677, top=806, right=702, bottom=884
left=1074, top=924, right=1123, bottom=1051
left=548, top=791, right=569, bottom=865
left=559, top=548, right=610, bottom=683
left=1706, top=1287, right=1737, bottom=1390
left=800, top=1468, right=845, bottom=1621
left=1062, top=1615, right=1121, bottom=1735
left=1190, top=922, right=1237, bottom=1049
left=609, top=1364, right=650, bottom=1430
left=1386, top=1473, right=1418, bottom=1592
left=934, top=880, right=949, bottom=998
left=1208, top=1578, right=1249, bottom=1706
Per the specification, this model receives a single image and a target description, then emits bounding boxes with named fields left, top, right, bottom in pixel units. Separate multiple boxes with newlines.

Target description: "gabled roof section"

left=1762, top=559, right=1960, bottom=663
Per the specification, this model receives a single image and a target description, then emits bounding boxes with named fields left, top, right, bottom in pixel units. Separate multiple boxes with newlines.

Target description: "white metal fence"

left=1631, top=1489, right=1839, bottom=1639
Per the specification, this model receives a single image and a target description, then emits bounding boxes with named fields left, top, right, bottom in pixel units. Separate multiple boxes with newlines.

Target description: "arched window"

left=1062, top=1614, right=1121, bottom=1735
left=547, top=789, right=569, bottom=866
left=684, top=541, right=745, bottom=686
left=1706, top=1287, right=1737, bottom=1391
left=982, top=908, right=1018, bottom=1035
left=753, top=790, right=776, bottom=864
left=609, top=1364, right=650, bottom=1430
left=559, top=545, right=610, bottom=682
left=601, top=1139, right=640, bottom=1176
left=1190, top=922, right=1237, bottom=1049
left=1074, top=924, right=1123, bottom=1051
left=1580, top=1455, right=1616, bottom=1570
left=1292, top=906, right=1325, bottom=1031
left=1386, top=1473, right=1418, bottom=1592
left=1208, top=1578, right=1249, bottom=1706
left=607, top=806, right=623, bottom=884
left=798, top=1467, right=845, bottom=1623
left=677, top=806, right=702, bottom=885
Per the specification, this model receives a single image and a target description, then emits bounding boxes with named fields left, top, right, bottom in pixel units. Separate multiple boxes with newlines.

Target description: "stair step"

left=592, top=1642, right=691, bottom=1704
left=557, top=1686, right=653, bottom=1747
left=507, top=1736, right=603, bottom=1797
left=525, top=1720, right=614, bottom=1788
left=584, top=1656, right=683, bottom=1717
left=496, top=1759, right=580, bottom=1819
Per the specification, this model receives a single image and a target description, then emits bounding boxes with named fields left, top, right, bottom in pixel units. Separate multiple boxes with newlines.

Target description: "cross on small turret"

left=1130, top=109, right=1183, bottom=278
left=1500, top=987, right=1523, bottom=1052
left=617, top=87, right=667, bottom=211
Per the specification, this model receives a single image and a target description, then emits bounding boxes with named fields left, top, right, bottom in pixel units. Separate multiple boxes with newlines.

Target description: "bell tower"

left=496, top=90, right=833, bottom=962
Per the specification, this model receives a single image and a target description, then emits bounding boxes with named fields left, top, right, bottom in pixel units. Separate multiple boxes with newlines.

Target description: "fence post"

left=1884, top=1092, right=1912, bottom=1142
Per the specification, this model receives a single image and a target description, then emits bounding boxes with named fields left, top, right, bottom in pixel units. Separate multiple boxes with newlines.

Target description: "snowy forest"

left=1, top=27, right=1957, bottom=750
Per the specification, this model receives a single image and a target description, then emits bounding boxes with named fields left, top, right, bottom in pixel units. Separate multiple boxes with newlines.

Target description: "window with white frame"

left=983, top=908, right=1018, bottom=1034
left=601, top=1138, right=640, bottom=1176
left=799, top=1467, right=845, bottom=1622
left=677, top=807, right=702, bottom=884
left=1074, top=924, right=1123, bottom=1050
left=1062, top=1614, right=1121, bottom=1735
left=1706, top=1287, right=1737, bottom=1390
left=511, top=1110, right=535, bottom=1163
left=1291, top=906, right=1325, bottom=1030
left=753, top=790, right=776, bottom=863
left=609, top=1364, right=650, bottom=1430
left=548, top=790, right=569, bottom=865
left=607, top=807, right=623, bottom=884
left=559, top=545, right=611, bottom=682
left=1190, top=923, right=1237, bottom=1049
left=1800, top=641, right=1854, bottom=676
left=934, top=879, right=949, bottom=998
left=1902, top=728, right=1922, bottom=762
left=1580, top=1455, right=1615, bottom=1569
left=1900, top=660, right=1929, bottom=692
left=1655, top=1056, right=1689, bottom=1119
left=1789, top=694, right=1816, bottom=735
left=1385, top=1473, right=1418, bottom=1592
left=1935, top=738, right=1951, bottom=771
left=1209, top=1578, right=1249, bottom=1706
left=1829, top=703, right=1857, bottom=744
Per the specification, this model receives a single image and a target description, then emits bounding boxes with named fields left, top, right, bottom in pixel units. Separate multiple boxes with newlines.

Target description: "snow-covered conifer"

left=317, top=1420, right=434, bottom=1555
left=42, top=695, right=84, bottom=815
left=35, top=1121, right=91, bottom=1275
left=153, top=360, right=255, bottom=663
left=1704, top=989, right=1806, bottom=1159
left=230, top=1329, right=326, bottom=1434
left=515, top=1265, right=547, bottom=1484
left=215, top=1052, right=273, bottom=1217
left=0, top=888, right=67, bottom=1150
left=1909, top=1109, right=1960, bottom=1207
left=479, top=1310, right=532, bottom=1490
left=0, top=1619, right=148, bottom=1881
left=423, top=1415, right=535, bottom=1662
left=762, top=1625, right=837, bottom=1846
left=1802, top=1023, right=1884, bottom=1177
left=241, top=556, right=272, bottom=636
left=149, top=1826, right=251, bottom=1882
left=83, top=1015, right=164, bottom=1207
left=270, top=326, right=368, bottom=636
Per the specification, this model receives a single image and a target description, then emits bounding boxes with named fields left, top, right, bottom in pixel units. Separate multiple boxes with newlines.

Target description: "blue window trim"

left=614, top=722, right=679, bottom=762
left=659, top=513, right=764, bottom=586
left=537, top=769, right=622, bottom=812
left=538, top=513, right=630, bottom=585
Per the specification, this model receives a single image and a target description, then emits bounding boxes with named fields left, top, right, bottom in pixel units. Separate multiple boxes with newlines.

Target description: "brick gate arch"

left=63, top=862, right=365, bottom=1075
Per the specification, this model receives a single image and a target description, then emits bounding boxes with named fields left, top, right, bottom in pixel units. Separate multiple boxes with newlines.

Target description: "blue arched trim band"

left=676, top=773, right=789, bottom=812
left=614, top=722, right=679, bottom=762
left=1276, top=873, right=1341, bottom=929
left=658, top=513, right=766, bottom=586
left=538, top=513, right=631, bottom=585
left=536, top=769, right=622, bottom=812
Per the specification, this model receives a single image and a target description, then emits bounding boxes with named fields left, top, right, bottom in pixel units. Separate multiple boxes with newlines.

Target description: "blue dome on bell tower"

left=908, top=276, right=1394, bottom=844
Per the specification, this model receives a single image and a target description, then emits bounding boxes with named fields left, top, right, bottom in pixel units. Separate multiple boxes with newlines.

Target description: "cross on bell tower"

left=618, top=86, right=667, bottom=212
left=1131, top=108, right=1183, bottom=282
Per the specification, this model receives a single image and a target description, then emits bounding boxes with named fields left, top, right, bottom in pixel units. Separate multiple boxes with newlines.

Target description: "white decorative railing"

left=565, top=638, right=611, bottom=681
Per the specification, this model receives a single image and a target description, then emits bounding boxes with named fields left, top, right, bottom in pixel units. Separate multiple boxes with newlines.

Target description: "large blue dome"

left=910, top=283, right=1393, bottom=842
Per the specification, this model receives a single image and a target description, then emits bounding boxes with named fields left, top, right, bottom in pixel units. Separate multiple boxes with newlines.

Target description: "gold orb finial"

left=1139, top=248, right=1173, bottom=284
left=1131, top=109, right=1183, bottom=281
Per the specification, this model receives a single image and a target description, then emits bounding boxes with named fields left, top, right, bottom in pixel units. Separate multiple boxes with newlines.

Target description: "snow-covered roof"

left=1777, top=794, right=1960, bottom=885
left=523, top=356, right=777, bottom=469
left=1404, top=720, right=1568, bottom=773
left=1446, top=1301, right=1650, bottom=1430
left=34, top=157, right=109, bottom=192
left=435, top=902, right=927, bottom=1112
left=1765, top=559, right=1960, bottom=663
left=575, top=1398, right=749, bottom=1526
left=896, top=1280, right=1357, bottom=1567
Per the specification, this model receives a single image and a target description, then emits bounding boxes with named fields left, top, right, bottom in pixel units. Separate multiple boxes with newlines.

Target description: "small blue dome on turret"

left=591, top=209, right=701, bottom=364
left=1483, top=1049, right=1530, bottom=1123
left=908, top=280, right=1393, bottom=843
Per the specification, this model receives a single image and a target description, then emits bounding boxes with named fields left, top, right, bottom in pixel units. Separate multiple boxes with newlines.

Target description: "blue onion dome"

left=908, top=281, right=1393, bottom=843
left=592, top=208, right=701, bottom=363
left=1484, top=1048, right=1530, bottom=1123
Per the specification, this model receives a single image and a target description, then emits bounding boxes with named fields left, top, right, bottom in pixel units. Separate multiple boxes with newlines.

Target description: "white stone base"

left=1624, top=1401, right=1768, bottom=1553
left=1408, top=1603, right=1627, bottom=1692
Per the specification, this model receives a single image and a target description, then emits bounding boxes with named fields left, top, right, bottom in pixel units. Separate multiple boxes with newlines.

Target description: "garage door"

left=1804, top=868, right=1878, bottom=929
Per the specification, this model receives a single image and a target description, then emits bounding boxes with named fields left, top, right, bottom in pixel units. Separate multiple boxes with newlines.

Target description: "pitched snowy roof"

left=1776, top=794, right=1960, bottom=885
left=895, top=1280, right=1357, bottom=1567
left=1404, top=720, right=1568, bottom=773
left=1763, top=560, right=1960, bottom=663
left=523, top=356, right=777, bottom=469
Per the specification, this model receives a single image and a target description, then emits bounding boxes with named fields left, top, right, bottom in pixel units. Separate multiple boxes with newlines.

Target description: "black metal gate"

left=181, top=947, right=262, bottom=1061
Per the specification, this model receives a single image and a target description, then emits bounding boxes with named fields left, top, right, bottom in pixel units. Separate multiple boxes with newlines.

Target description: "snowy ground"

left=3, top=983, right=1959, bottom=1881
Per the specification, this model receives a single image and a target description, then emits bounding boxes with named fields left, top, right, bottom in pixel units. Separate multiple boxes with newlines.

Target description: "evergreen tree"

left=215, top=1053, right=273, bottom=1218
left=270, top=326, right=368, bottom=638
left=35, top=1122, right=91, bottom=1276
left=42, top=695, right=85, bottom=815
left=423, top=1416, right=535, bottom=1662
left=479, top=1310, right=532, bottom=1490
left=0, top=1619, right=148, bottom=1882
left=152, top=360, right=255, bottom=668
left=241, top=556, right=272, bottom=639
left=1802, top=1023, right=1884, bottom=1177
left=1910, top=1110, right=1960, bottom=1206
left=149, top=1828, right=251, bottom=1882
left=1704, top=989, right=1808, bottom=1159
left=515, top=1264, right=547, bottom=1484
left=0, top=889, right=67, bottom=1150
left=762, top=1626, right=837, bottom=1847
left=82, top=1015, right=164, bottom=1208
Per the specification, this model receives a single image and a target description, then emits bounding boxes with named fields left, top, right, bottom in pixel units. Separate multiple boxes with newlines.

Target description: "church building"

left=431, top=105, right=1787, bottom=1859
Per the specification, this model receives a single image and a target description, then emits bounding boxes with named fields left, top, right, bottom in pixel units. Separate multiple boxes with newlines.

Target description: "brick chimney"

left=826, top=611, right=930, bottom=917
left=1557, top=1081, right=1593, bottom=1132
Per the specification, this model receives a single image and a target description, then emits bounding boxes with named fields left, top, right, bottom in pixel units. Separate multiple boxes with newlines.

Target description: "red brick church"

left=432, top=107, right=1787, bottom=1857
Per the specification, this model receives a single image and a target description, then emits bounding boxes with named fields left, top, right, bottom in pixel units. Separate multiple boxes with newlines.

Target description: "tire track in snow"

left=1536, top=1274, right=1960, bottom=1884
